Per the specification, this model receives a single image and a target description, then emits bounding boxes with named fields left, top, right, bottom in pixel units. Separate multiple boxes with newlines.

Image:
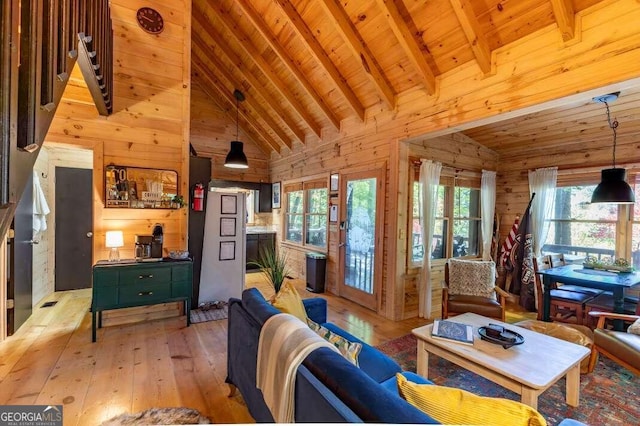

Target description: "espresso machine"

left=135, top=235, right=153, bottom=261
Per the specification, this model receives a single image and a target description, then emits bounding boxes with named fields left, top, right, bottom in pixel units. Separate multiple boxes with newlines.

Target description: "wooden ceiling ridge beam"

left=192, top=55, right=280, bottom=154
left=272, top=0, right=366, bottom=121
left=235, top=0, right=341, bottom=131
left=192, top=22, right=298, bottom=148
left=550, top=0, right=576, bottom=42
left=318, top=0, right=396, bottom=109
left=448, top=0, right=492, bottom=75
left=193, top=35, right=292, bottom=151
left=374, top=0, right=436, bottom=95
left=197, top=3, right=317, bottom=142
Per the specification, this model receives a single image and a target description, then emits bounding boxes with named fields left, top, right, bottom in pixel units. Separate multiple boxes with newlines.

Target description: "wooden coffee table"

left=412, top=313, right=590, bottom=410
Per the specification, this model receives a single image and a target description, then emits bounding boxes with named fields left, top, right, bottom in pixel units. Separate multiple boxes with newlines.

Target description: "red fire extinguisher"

left=192, top=183, right=205, bottom=211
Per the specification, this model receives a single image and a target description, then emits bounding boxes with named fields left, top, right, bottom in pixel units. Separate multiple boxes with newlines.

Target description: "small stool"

left=515, top=320, right=596, bottom=374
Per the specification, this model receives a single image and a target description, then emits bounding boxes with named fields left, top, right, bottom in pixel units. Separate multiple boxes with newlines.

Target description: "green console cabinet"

left=91, top=260, right=192, bottom=342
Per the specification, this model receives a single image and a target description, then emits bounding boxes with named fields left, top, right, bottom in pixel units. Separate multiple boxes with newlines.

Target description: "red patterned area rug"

left=376, top=334, right=640, bottom=426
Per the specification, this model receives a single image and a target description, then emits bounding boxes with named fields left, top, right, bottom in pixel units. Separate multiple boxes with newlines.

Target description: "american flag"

left=500, top=215, right=519, bottom=270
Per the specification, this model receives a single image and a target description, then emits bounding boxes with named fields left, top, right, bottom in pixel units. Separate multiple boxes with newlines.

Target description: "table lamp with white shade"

left=105, top=230, right=124, bottom=262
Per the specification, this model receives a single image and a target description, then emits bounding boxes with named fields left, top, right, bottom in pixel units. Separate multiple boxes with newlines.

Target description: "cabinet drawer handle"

left=138, top=291, right=154, bottom=296
left=138, top=274, right=153, bottom=279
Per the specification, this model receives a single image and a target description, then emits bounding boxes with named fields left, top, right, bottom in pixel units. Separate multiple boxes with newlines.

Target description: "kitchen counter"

left=246, top=228, right=276, bottom=235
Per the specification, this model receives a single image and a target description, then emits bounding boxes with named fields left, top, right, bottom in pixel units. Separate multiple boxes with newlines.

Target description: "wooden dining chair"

left=584, top=292, right=640, bottom=328
left=533, top=255, right=596, bottom=325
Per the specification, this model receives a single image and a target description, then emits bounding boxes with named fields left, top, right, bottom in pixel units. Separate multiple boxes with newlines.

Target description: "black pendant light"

left=224, top=89, right=249, bottom=169
left=591, top=92, right=635, bottom=204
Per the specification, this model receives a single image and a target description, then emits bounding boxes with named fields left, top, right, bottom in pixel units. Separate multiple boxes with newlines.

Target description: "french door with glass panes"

left=338, top=167, right=385, bottom=310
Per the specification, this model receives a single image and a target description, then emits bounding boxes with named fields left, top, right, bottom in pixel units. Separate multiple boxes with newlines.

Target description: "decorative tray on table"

left=478, top=324, right=525, bottom=349
left=582, top=256, right=634, bottom=273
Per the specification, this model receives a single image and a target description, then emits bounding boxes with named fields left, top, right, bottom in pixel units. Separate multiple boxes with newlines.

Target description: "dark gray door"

left=9, top=172, right=33, bottom=334
left=55, top=167, right=92, bottom=291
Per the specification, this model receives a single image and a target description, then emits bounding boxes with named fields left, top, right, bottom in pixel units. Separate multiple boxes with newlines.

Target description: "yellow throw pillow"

left=396, top=374, right=547, bottom=426
left=271, top=281, right=307, bottom=322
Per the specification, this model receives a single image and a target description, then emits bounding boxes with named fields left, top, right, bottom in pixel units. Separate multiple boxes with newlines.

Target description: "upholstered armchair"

left=441, top=259, right=509, bottom=322
left=587, top=312, right=640, bottom=375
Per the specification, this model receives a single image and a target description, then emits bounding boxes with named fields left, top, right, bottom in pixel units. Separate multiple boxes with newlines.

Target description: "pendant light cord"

left=604, top=101, right=619, bottom=168
left=235, top=96, right=239, bottom=140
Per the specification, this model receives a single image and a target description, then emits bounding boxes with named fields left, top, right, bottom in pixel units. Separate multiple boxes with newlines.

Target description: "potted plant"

left=249, top=245, right=290, bottom=294
left=171, top=194, right=185, bottom=208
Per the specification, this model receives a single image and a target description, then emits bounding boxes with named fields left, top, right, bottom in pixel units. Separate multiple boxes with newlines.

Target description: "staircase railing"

left=0, top=0, right=112, bottom=239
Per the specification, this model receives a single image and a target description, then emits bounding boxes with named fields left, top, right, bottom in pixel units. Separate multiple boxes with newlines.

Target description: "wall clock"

left=136, top=7, right=164, bottom=34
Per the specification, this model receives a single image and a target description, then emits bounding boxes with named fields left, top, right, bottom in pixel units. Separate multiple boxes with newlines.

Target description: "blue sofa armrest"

left=303, top=298, right=327, bottom=323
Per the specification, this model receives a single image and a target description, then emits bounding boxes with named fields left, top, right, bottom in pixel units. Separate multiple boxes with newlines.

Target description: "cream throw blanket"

left=256, top=313, right=340, bottom=423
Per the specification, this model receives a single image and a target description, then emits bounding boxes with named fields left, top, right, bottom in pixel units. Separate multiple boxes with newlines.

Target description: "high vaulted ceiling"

left=190, top=0, right=640, bottom=159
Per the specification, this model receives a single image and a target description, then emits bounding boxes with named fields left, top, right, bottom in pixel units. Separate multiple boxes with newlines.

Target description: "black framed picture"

left=220, top=217, right=236, bottom=237
left=219, top=241, right=236, bottom=261
left=272, top=182, right=281, bottom=209
left=221, top=194, right=237, bottom=214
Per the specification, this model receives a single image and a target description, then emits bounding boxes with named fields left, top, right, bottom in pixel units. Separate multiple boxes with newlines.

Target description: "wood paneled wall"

left=45, top=0, right=192, bottom=262
left=270, top=0, right=640, bottom=320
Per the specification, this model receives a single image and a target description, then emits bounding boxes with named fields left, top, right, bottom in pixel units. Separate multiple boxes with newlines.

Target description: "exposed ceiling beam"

left=449, top=0, right=492, bottom=75
left=192, top=56, right=281, bottom=154
left=550, top=0, right=576, bottom=42
left=235, top=0, right=341, bottom=130
left=192, top=21, right=299, bottom=148
left=193, top=36, right=292, bottom=151
left=374, top=0, right=437, bottom=95
left=272, top=0, right=365, bottom=121
left=318, top=0, right=396, bottom=109
left=197, top=2, right=316, bottom=142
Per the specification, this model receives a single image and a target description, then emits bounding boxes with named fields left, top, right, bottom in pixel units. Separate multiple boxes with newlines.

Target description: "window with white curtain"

left=410, top=163, right=481, bottom=266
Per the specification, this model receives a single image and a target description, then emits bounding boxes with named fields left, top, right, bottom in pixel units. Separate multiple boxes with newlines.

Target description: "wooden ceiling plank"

left=192, top=27, right=298, bottom=148
left=550, top=0, right=576, bottom=42
left=374, top=0, right=437, bottom=95
left=318, top=0, right=396, bottom=109
left=193, top=37, right=292, bottom=150
left=198, top=2, right=317, bottom=142
left=192, top=57, right=280, bottom=155
left=272, top=0, right=366, bottom=121
left=448, top=0, right=492, bottom=75
left=235, top=0, right=341, bottom=130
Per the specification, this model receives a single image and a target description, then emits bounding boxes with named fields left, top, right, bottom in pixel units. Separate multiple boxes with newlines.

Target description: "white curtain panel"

left=419, top=160, right=442, bottom=318
left=481, top=170, right=497, bottom=260
left=528, top=167, right=558, bottom=257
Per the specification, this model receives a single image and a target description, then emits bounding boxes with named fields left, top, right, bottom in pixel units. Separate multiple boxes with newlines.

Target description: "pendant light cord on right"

left=604, top=101, right=619, bottom=168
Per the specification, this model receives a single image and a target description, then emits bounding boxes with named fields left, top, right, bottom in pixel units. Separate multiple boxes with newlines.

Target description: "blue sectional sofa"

left=226, top=288, right=440, bottom=423
left=226, top=288, right=588, bottom=425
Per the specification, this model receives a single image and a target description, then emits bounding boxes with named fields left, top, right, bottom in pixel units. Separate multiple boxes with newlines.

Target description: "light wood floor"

left=0, top=274, right=533, bottom=425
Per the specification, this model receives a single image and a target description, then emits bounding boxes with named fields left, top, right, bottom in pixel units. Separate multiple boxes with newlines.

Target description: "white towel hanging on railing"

left=33, top=170, right=50, bottom=234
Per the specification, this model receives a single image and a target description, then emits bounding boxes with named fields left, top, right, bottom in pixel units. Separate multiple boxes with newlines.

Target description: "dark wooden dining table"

left=537, top=264, right=640, bottom=331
